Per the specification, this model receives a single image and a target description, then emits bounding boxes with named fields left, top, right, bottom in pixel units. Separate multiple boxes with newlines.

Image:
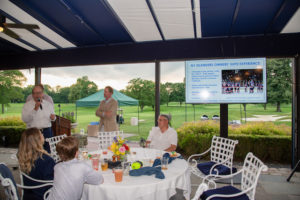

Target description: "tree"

left=123, top=78, right=155, bottom=112
left=0, top=70, right=26, bottom=113
left=68, top=76, right=98, bottom=102
left=9, top=86, right=24, bottom=103
left=169, top=82, right=185, bottom=106
left=267, top=58, right=292, bottom=112
left=159, top=83, right=169, bottom=107
left=55, top=87, right=71, bottom=103
left=22, top=85, right=34, bottom=102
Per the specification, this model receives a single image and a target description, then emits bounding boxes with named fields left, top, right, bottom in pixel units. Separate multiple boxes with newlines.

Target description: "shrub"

left=229, top=122, right=290, bottom=136
left=0, top=126, right=26, bottom=146
left=177, top=121, right=292, bottom=163
left=62, top=112, right=76, bottom=123
left=0, top=116, right=26, bottom=127
left=0, top=117, right=26, bottom=146
left=177, top=121, right=219, bottom=136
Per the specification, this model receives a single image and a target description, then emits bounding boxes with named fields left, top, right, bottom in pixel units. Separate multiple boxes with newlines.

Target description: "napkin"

left=129, top=166, right=165, bottom=179
left=152, top=152, right=183, bottom=167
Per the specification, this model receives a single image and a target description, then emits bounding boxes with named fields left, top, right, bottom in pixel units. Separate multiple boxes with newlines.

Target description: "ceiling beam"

left=1, top=33, right=300, bottom=70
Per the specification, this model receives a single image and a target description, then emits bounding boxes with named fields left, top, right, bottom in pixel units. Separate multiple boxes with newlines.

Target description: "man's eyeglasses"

left=157, top=119, right=167, bottom=122
left=33, top=91, right=43, bottom=95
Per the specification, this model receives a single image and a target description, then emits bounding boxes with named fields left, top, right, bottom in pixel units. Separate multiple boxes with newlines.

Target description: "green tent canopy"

left=76, top=89, right=139, bottom=107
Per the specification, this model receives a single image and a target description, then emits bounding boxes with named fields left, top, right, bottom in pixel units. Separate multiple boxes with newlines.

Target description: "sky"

left=21, top=61, right=185, bottom=90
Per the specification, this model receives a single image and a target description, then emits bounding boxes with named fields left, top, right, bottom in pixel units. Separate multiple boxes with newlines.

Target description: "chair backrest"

left=241, top=152, right=268, bottom=200
left=45, top=134, right=67, bottom=162
left=98, top=130, right=124, bottom=149
left=210, top=136, right=239, bottom=169
left=0, top=163, right=18, bottom=200
left=19, top=169, right=53, bottom=200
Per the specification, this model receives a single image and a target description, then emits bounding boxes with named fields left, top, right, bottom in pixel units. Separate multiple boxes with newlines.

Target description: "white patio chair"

left=192, top=152, right=268, bottom=200
left=98, top=130, right=124, bottom=149
left=0, top=163, right=53, bottom=200
left=19, top=170, right=53, bottom=200
left=45, top=134, right=67, bottom=162
left=188, top=136, right=239, bottom=180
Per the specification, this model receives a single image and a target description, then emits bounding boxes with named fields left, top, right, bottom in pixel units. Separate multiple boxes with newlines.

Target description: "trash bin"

left=88, top=122, right=99, bottom=137
left=131, top=117, right=138, bottom=126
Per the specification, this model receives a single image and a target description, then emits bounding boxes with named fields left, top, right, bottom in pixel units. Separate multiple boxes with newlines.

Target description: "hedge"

left=177, top=121, right=292, bottom=163
left=177, top=133, right=291, bottom=163
left=0, top=126, right=26, bottom=146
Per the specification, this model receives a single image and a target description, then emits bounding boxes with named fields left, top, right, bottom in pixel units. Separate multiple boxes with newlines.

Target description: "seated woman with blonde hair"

left=17, top=128, right=55, bottom=200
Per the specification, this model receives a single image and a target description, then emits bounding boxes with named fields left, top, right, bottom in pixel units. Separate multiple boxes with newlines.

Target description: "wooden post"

left=155, top=61, right=160, bottom=126
left=35, top=67, right=41, bottom=85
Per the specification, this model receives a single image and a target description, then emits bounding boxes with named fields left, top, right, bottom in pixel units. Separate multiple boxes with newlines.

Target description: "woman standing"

left=17, top=128, right=55, bottom=200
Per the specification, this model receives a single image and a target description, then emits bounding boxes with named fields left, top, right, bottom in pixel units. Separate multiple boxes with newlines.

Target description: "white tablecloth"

left=81, top=148, right=191, bottom=200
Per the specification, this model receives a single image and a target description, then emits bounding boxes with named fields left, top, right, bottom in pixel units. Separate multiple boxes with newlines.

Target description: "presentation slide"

left=185, top=58, right=267, bottom=104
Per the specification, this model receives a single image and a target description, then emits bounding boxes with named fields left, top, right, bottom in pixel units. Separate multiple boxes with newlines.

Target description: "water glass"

left=122, top=162, right=131, bottom=176
left=161, top=157, right=168, bottom=170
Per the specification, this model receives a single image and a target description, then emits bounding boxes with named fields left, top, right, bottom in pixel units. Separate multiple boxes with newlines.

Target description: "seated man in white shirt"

left=146, top=114, right=178, bottom=152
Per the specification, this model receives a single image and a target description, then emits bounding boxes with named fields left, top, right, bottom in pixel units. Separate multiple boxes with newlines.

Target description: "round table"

left=81, top=148, right=191, bottom=200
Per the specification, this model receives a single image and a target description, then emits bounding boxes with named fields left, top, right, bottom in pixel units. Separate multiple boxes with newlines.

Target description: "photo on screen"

left=185, top=58, right=267, bottom=104
left=221, top=69, right=263, bottom=94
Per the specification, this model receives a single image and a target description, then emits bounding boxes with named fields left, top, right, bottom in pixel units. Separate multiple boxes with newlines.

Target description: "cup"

left=101, top=159, right=108, bottom=171
left=156, top=151, right=162, bottom=159
left=92, top=158, right=99, bottom=171
left=122, top=162, right=131, bottom=176
left=82, top=150, right=88, bottom=160
left=114, top=167, right=123, bottom=182
left=161, top=157, right=168, bottom=170
left=80, top=128, right=85, bottom=135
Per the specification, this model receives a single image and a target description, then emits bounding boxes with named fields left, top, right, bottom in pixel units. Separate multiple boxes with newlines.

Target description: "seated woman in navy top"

left=17, top=128, right=55, bottom=200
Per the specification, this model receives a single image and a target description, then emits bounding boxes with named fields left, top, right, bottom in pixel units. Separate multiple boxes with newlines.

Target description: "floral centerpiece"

left=110, top=136, right=130, bottom=161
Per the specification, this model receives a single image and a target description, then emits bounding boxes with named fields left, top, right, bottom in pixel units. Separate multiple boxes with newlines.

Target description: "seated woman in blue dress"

left=17, top=128, right=55, bottom=200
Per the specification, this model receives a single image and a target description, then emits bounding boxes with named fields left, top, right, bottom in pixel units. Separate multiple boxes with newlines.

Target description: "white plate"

left=168, top=152, right=181, bottom=158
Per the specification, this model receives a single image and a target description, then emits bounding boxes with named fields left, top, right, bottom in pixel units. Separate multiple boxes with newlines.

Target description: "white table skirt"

left=81, top=148, right=191, bottom=200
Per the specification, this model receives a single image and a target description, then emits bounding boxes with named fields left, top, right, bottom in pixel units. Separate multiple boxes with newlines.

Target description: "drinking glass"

left=114, top=167, right=123, bottom=182
left=82, top=150, right=89, bottom=160
left=92, top=158, right=99, bottom=171
left=101, top=159, right=108, bottom=171
left=161, top=157, right=168, bottom=170
left=122, top=162, right=131, bottom=176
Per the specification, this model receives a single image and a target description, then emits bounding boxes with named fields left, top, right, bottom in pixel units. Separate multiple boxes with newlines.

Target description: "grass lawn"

left=0, top=102, right=292, bottom=141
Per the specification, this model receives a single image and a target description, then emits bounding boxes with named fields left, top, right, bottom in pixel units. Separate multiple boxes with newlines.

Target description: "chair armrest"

left=202, top=169, right=244, bottom=186
left=209, top=156, right=234, bottom=175
left=17, top=183, right=53, bottom=189
left=206, top=185, right=254, bottom=200
left=191, top=183, right=209, bottom=200
left=44, top=188, right=52, bottom=200
left=20, top=172, right=53, bottom=183
left=187, top=147, right=211, bottom=166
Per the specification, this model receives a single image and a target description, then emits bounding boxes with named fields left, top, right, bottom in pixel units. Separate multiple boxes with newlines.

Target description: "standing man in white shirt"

left=22, top=84, right=56, bottom=153
left=146, top=114, right=177, bottom=152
